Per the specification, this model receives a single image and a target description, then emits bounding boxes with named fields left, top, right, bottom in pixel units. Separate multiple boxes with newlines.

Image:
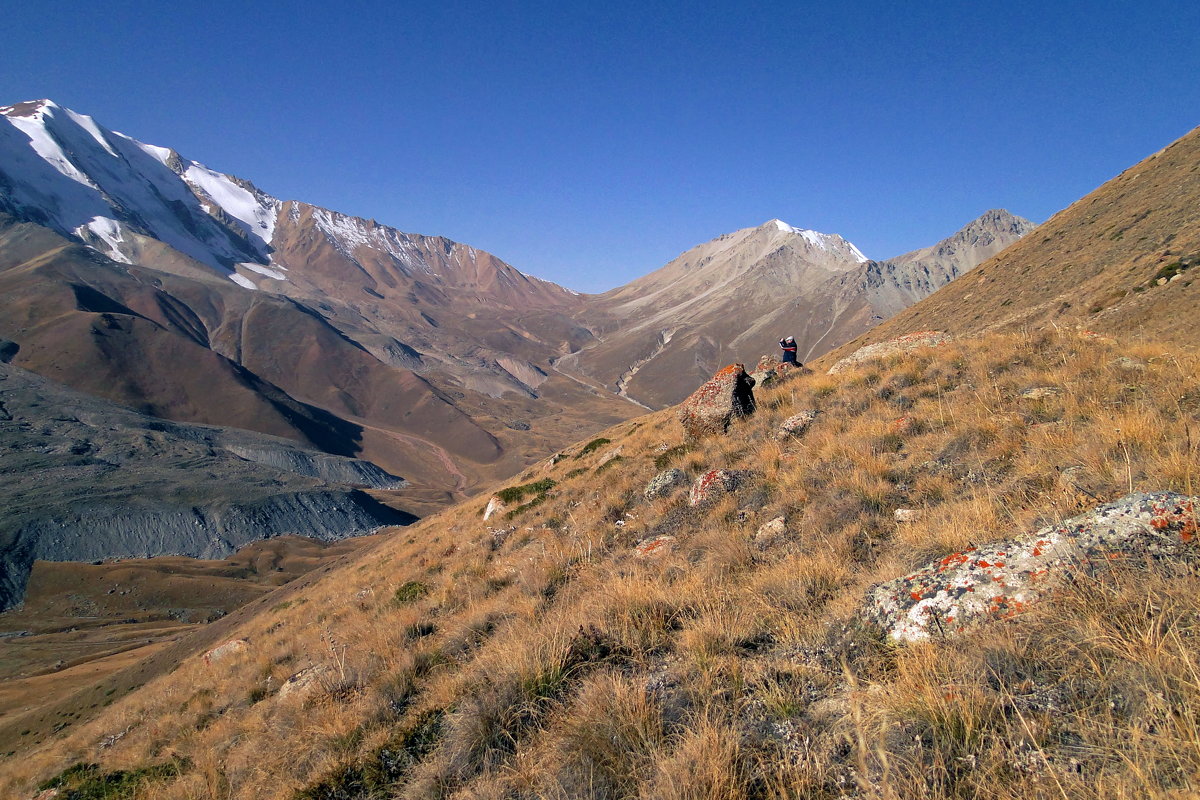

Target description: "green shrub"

left=574, top=438, right=611, bottom=458
left=653, top=445, right=689, bottom=470
left=495, top=479, right=556, bottom=505
left=38, top=760, right=184, bottom=799
left=296, top=710, right=444, bottom=800
left=392, top=581, right=428, bottom=605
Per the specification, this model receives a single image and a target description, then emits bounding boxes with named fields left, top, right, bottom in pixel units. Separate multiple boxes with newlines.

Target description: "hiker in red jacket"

left=779, top=336, right=798, bottom=365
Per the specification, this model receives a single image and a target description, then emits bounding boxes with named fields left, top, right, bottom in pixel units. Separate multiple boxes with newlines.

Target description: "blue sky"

left=4, top=0, right=1198, bottom=292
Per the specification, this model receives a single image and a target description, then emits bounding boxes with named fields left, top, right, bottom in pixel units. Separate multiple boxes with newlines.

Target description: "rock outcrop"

left=828, top=331, right=951, bottom=374
left=678, top=365, right=756, bottom=439
left=863, top=491, right=1199, bottom=643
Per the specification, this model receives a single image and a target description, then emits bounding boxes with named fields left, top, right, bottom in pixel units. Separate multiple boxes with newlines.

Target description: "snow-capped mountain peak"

left=762, top=218, right=869, bottom=263
left=0, top=99, right=279, bottom=275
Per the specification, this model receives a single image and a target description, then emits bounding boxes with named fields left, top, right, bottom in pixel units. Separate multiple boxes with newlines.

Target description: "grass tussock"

left=4, top=329, right=1200, bottom=799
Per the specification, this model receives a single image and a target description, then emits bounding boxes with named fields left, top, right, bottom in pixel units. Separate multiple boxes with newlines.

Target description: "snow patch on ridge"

left=184, top=164, right=277, bottom=248
left=239, top=262, right=288, bottom=281
left=310, top=207, right=432, bottom=275
left=229, top=273, right=258, bottom=290
left=766, top=219, right=869, bottom=263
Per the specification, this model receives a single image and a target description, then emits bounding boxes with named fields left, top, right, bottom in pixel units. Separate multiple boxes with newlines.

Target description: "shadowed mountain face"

left=556, top=212, right=1033, bottom=408
left=821, top=125, right=1200, bottom=364
left=0, top=359, right=415, bottom=609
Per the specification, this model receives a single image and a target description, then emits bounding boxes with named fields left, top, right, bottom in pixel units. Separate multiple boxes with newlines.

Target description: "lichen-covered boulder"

left=635, top=535, right=677, bottom=558
left=828, top=331, right=951, bottom=374
left=863, top=492, right=1199, bottom=643
left=778, top=410, right=818, bottom=440
left=678, top=364, right=756, bottom=439
left=644, top=468, right=687, bottom=500
left=688, top=469, right=753, bottom=507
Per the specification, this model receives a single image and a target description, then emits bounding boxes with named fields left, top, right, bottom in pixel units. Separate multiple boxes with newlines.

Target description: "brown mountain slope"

left=820, top=125, right=1200, bottom=365
left=0, top=212, right=640, bottom=496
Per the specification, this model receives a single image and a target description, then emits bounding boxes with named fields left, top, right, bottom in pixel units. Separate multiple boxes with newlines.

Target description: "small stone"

left=483, top=495, right=508, bottom=521
left=1110, top=356, right=1147, bottom=371
left=894, top=508, right=920, bottom=523
left=634, top=535, right=677, bottom=558
left=644, top=468, right=687, bottom=500
left=778, top=410, right=818, bottom=440
left=1020, top=386, right=1062, bottom=400
left=203, top=638, right=248, bottom=665
left=1157, top=277, right=1168, bottom=285
left=754, top=516, right=787, bottom=547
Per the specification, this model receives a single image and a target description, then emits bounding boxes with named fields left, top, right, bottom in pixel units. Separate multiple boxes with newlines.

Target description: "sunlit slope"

left=5, top=328, right=1199, bottom=799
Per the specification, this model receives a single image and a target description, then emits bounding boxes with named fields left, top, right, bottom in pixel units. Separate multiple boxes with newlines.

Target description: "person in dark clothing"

left=779, top=336, right=798, bottom=365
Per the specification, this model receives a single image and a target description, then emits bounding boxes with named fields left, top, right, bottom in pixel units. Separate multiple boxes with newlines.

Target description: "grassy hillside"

left=821, top=125, right=1200, bottom=368
left=4, top=327, right=1198, bottom=799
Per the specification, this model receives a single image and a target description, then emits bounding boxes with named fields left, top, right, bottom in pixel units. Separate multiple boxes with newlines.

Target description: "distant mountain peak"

left=0, top=99, right=56, bottom=118
left=759, top=218, right=869, bottom=263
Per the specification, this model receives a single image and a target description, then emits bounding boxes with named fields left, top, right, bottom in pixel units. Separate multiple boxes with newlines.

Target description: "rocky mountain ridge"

left=558, top=209, right=1033, bottom=407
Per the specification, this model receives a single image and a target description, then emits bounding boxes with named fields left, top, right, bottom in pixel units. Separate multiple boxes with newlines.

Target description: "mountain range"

left=0, top=99, right=1033, bottom=605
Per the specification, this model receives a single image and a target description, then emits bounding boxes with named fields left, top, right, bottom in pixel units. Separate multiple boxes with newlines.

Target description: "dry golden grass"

left=5, top=329, right=1200, bottom=799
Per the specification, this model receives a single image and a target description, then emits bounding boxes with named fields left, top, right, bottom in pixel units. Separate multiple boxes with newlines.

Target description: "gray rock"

left=778, top=410, right=818, bottom=440
left=863, top=491, right=1199, bottom=643
left=203, top=638, right=248, bottom=665
left=1020, top=386, right=1062, bottom=400
left=749, top=369, right=776, bottom=389
left=644, top=468, right=687, bottom=501
left=754, top=516, right=787, bottom=547
left=278, top=665, right=331, bottom=698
